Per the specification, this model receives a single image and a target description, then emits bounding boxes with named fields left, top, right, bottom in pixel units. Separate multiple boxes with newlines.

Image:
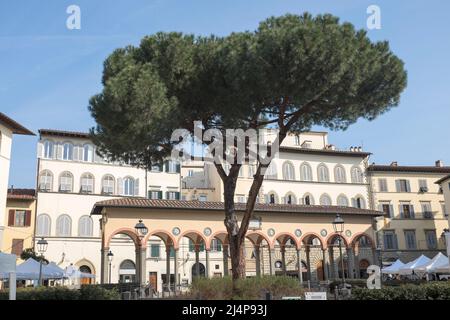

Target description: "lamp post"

left=107, top=250, right=114, bottom=284
left=134, top=220, right=148, bottom=290
left=36, top=237, right=48, bottom=287
left=332, top=214, right=345, bottom=287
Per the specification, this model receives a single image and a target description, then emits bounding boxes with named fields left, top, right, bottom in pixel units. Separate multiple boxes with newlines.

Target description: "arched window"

left=284, top=193, right=296, bottom=205
left=337, top=194, right=349, bottom=207
left=43, top=140, right=54, bottom=159
left=36, top=214, right=51, bottom=236
left=265, top=162, right=278, bottom=179
left=334, top=165, right=347, bottom=183
left=56, top=214, right=72, bottom=237
left=123, top=177, right=135, bottom=196
left=102, top=175, right=115, bottom=195
left=319, top=194, right=332, bottom=206
left=317, top=164, right=330, bottom=182
left=62, top=142, right=73, bottom=160
left=83, top=144, right=94, bottom=162
left=351, top=166, right=364, bottom=183
left=78, top=216, right=93, bottom=237
left=302, top=193, right=315, bottom=205
left=353, top=196, right=366, bottom=209
left=282, top=162, right=295, bottom=180
left=80, top=173, right=94, bottom=193
left=39, top=170, right=53, bottom=191
left=59, top=171, right=73, bottom=192
left=267, top=192, right=278, bottom=204
left=300, top=163, right=313, bottom=181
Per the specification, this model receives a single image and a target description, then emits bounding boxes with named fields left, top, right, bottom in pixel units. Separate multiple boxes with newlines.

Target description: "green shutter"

left=164, top=161, right=169, bottom=172
left=158, top=191, right=163, bottom=199
left=189, top=240, right=194, bottom=252
left=176, top=163, right=181, bottom=173
left=151, top=244, right=160, bottom=258
left=175, top=192, right=180, bottom=200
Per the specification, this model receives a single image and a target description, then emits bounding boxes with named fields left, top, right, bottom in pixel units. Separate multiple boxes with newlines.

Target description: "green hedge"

left=189, top=276, right=304, bottom=300
left=351, top=282, right=450, bottom=300
left=0, top=285, right=119, bottom=300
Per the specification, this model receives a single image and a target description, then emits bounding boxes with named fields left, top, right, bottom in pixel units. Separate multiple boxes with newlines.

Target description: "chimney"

left=390, top=161, right=398, bottom=167
left=436, top=160, right=443, bottom=167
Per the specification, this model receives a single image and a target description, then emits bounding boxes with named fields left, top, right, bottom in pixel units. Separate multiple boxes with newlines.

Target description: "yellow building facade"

left=367, top=163, right=450, bottom=263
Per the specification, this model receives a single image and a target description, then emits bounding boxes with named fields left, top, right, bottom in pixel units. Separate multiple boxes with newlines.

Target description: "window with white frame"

left=210, top=239, right=222, bottom=252
left=282, top=162, right=295, bottom=180
left=149, top=190, right=162, bottom=200
left=378, top=179, right=388, bottom=192
left=264, top=162, right=277, bottom=179
left=303, top=194, right=314, bottom=205
left=102, top=175, right=115, bottom=194
left=167, top=160, right=179, bottom=173
left=198, top=194, right=207, bottom=202
left=421, top=202, right=433, bottom=219
left=418, top=179, right=428, bottom=192
left=337, top=195, right=349, bottom=206
left=319, top=194, right=332, bottom=206
left=351, top=166, right=363, bottom=183
left=59, top=172, right=73, bottom=192
left=353, top=196, right=366, bottom=209
left=425, top=230, right=437, bottom=249
left=285, top=194, right=296, bottom=205
left=43, top=140, right=54, bottom=159
left=62, top=142, right=73, bottom=160
left=248, top=164, right=256, bottom=178
left=80, top=173, right=94, bottom=193
left=334, top=165, right=346, bottom=183
left=83, top=144, right=94, bottom=162
left=166, top=191, right=180, bottom=200
left=300, top=163, right=312, bottom=181
left=294, top=135, right=300, bottom=146
left=404, top=230, right=417, bottom=250
left=383, top=230, right=398, bottom=250
left=267, top=193, right=278, bottom=204
left=379, top=202, right=394, bottom=219
left=36, top=214, right=51, bottom=236
left=39, top=170, right=53, bottom=191
left=78, top=215, right=93, bottom=237
left=317, top=164, right=330, bottom=182
left=56, top=214, right=72, bottom=237
left=123, top=177, right=135, bottom=196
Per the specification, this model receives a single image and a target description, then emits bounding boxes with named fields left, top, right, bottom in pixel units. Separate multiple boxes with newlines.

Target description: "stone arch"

left=209, top=231, right=229, bottom=248
left=350, top=232, right=376, bottom=249
left=325, top=233, right=350, bottom=249
left=300, top=232, right=325, bottom=249
left=178, top=230, right=208, bottom=250
left=272, top=232, right=301, bottom=250
left=143, top=229, right=177, bottom=249
left=246, top=231, right=273, bottom=249
left=106, top=227, right=140, bottom=248
left=75, top=258, right=96, bottom=275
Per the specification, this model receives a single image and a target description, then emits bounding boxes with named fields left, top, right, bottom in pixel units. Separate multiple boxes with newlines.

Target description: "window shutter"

left=409, top=205, right=415, bottom=218
left=176, top=163, right=181, bottom=173
left=134, top=178, right=139, bottom=196
left=25, top=210, right=32, bottom=227
left=158, top=191, right=163, bottom=199
left=399, top=205, right=404, bottom=218
left=56, top=143, right=63, bottom=160
left=8, top=210, right=15, bottom=226
left=175, top=192, right=180, bottom=200
left=158, top=163, right=163, bottom=172
left=164, top=161, right=169, bottom=172
left=165, top=191, right=169, bottom=200
left=117, top=178, right=123, bottom=195
left=351, top=198, right=357, bottom=208
left=37, top=142, right=43, bottom=158
left=395, top=180, right=401, bottom=192
left=264, top=194, right=269, bottom=204
left=406, top=180, right=411, bottom=192
left=389, top=205, right=394, bottom=218
left=393, top=234, right=398, bottom=249
left=73, top=145, right=79, bottom=161
left=383, top=233, right=388, bottom=248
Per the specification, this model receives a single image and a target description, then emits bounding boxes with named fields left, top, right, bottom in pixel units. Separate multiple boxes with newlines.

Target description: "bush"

left=0, top=285, right=119, bottom=300
left=189, top=276, right=304, bottom=300
left=351, top=282, right=450, bottom=300
left=329, top=279, right=367, bottom=292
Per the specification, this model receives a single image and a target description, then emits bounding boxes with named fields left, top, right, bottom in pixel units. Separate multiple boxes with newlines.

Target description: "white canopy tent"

left=0, top=258, right=64, bottom=280
left=381, top=259, right=405, bottom=274
left=398, top=255, right=431, bottom=275
left=414, top=252, right=449, bottom=274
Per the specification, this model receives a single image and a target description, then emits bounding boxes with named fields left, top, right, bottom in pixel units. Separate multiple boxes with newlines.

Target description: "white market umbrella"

left=414, top=252, right=449, bottom=274
left=398, top=255, right=431, bottom=275
left=382, top=259, right=405, bottom=274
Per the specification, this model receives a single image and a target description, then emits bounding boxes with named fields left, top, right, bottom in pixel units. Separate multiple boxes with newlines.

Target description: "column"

left=166, top=245, right=171, bottom=291
left=296, top=248, right=303, bottom=285
left=329, top=247, right=337, bottom=279
left=281, top=246, right=287, bottom=276
left=205, top=249, right=210, bottom=278
left=100, top=247, right=109, bottom=284
left=223, top=244, right=229, bottom=276
left=347, top=248, right=355, bottom=279
left=322, top=249, right=329, bottom=281
left=174, top=248, right=179, bottom=291
left=305, top=247, right=312, bottom=281
left=140, top=246, right=147, bottom=285
left=269, top=248, right=275, bottom=275
left=195, top=245, right=200, bottom=279
left=255, top=245, right=261, bottom=277
left=135, top=248, right=141, bottom=285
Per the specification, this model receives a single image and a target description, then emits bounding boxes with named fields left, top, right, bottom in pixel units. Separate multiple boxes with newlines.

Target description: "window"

left=265, top=162, right=277, bottom=179
left=10, top=210, right=27, bottom=227
left=188, top=240, right=205, bottom=252
left=442, top=203, right=448, bottom=217
left=102, top=175, right=115, bottom=195
left=210, top=239, right=222, bottom=252
left=351, top=167, right=363, bottom=183
left=43, top=140, right=54, bottom=159
left=39, top=170, right=53, bottom=191
left=269, top=193, right=276, bottom=204
left=62, top=142, right=73, bottom=160
left=421, top=202, right=433, bottom=219
left=80, top=173, right=94, bottom=193
left=400, top=203, right=415, bottom=219
left=337, top=195, right=349, bottom=207
left=425, top=230, right=438, bottom=250
left=59, top=172, right=73, bottom=192
left=317, top=164, right=330, bottom=182
left=166, top=191, right=180, bottom=200
left=151, top=163, right=163, bottom=172
left=187, top=170, right=194, bottom=177
left=378, top=179, right=388, bottom=192
left=294, top=135, right=300, bottom=146
left=123, top=177, right=135, bottom=196
left=302, top=194, right=314, bottom=205
left=149, top=190, right=162, bottom=200
left=334, top=165, right=346, bottom=183
left=417, top=179, right=428, bottom=192
left=11, top=239, right=24, bottom=256
left=236, top=195, right=245, bottom=203
left=36, top=214, right=51, bottom=236
left=248, top=164, right=256, bottom=178
left=166, top=160, right=180, bottom=173
left=319, top=194, right=332, bottom=206
left=56, top=215, right=72, bottom=237
left=238, top=167, right=244, bottom=178
left=282, top=162, right=295, bottom=180
left=383, top=231, right=398, bottom=250
left=404, top=230, right=417, bottom=250
left=150, top=244, right=160, bottom=258
left=198, top=194, right=207, bottom=202
left=83, top=144, right=94, bottom=162
left=396, top=179, right=411, bottom=192
left=379, top=202, right=394, bottom=219
left=353, top=196, right=366, bottom=209
left=285, top=194, right=296, bottom=205
left=300, top=163, right=313, bottom=181
left=78, top=216, right=93, bottom=237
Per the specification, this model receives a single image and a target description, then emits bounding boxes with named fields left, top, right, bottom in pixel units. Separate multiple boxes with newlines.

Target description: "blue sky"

left=1, top=0, right=450, bottom=188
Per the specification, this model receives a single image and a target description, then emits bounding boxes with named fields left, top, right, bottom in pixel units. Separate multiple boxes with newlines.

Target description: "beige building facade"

left=367, top=162, right=450, bottom=263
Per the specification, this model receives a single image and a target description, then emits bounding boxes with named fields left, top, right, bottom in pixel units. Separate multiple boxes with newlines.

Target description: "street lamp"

left=107, top=250, right=114, bottom=284
left=135, top=219, right=148, bottom=238
left=332, top=214, right=346, bottom=287
left=36, top=237, right=48, bottom=287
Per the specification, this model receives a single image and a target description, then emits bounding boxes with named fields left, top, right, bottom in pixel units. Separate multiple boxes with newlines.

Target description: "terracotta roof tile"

left=38, top=129, right=90, bottom=139
left=0, top=113, right=35, bottom=135
left=279, top=146, right=371, bottom=157
left=7, top=188, right=36, bottom=200
left=368, top=165, right=450, bottom=174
